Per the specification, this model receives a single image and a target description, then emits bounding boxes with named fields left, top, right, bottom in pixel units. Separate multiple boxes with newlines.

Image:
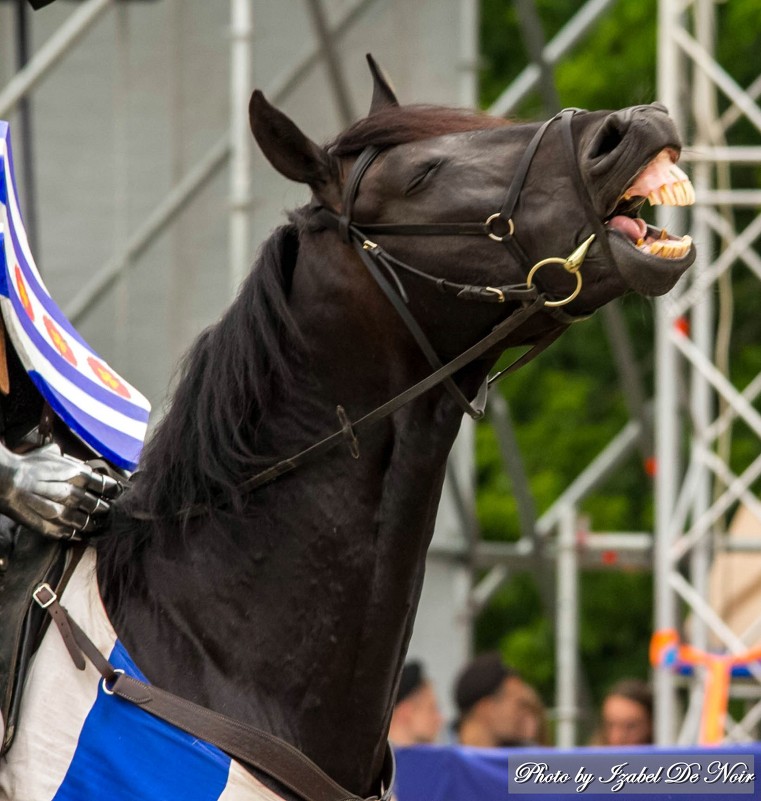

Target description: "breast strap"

left=33, top=581, right=395, bottom=801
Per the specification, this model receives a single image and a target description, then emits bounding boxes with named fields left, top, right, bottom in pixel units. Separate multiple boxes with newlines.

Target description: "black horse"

left=1, top=59, right=695, bottom=800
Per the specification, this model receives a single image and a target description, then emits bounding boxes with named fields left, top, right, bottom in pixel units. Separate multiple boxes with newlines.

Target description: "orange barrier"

left=650, top=628, right=761, bottom=744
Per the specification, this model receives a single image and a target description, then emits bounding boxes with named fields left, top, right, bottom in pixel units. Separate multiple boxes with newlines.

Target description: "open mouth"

left=604, top=149, right=695, bottom=260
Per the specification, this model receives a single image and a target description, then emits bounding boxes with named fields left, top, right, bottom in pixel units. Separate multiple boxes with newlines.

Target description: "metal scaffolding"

left=462, top=0, right=656, bottom=748
left=429, top=0, right=761, bottom=749
left=655, top=0, right=761, bottom=745
left=452, top=0, right=761, bottom=748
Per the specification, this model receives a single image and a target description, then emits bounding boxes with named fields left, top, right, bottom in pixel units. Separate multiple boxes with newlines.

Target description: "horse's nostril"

left=589, top=117, right=628, bottom=160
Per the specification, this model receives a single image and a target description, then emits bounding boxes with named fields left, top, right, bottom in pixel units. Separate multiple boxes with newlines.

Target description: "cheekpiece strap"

left=338, top=145, right=383, bottom=243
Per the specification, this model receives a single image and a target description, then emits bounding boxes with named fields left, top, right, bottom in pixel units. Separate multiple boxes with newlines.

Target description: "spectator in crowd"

left=512, top=680, right=550, bottom=746
left=596, top=678, right=653, bottom=746
left=388, top=661, right=444, bottom=747
left=453, top=651, right=548, bottom=747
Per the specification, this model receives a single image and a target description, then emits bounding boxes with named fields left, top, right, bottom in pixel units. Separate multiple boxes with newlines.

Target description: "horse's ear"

left=249, top=90, right=338, bottom=201
left=366, top=53, right=399, bottom=114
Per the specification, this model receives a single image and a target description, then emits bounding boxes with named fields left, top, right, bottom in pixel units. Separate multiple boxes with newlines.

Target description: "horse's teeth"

left=645, top=178, right=696, bottom=207
left=660, top=228, right=668, bottom=240
left=649, top=234, right=692, bottom=259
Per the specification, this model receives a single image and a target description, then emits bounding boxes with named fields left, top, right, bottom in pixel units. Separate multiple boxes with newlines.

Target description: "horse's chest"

left=0, top=551, right=281, bottom=801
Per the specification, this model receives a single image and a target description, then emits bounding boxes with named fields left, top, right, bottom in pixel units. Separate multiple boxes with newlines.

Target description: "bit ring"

left=526, top=257, right=583, bottom=307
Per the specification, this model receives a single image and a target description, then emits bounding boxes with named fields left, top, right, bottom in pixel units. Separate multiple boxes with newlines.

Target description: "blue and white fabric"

left=0, top=121, right=150, bottom=471
left=0, top=550, right=280, bottom=801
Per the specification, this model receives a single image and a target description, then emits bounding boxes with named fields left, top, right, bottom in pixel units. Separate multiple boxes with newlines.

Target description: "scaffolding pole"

left=655, top=0, right=761, bottom=744
left=0, top=0, right=114, bottom=117
left=229, top=0, right=254, bottom=294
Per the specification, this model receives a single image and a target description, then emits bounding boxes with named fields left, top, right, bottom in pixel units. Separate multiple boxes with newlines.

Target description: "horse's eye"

left=404, top=160, right=442, bottom=195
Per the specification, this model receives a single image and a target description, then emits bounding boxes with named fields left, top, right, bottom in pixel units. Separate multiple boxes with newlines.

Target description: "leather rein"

left=239, top=106, right=608, bottom=493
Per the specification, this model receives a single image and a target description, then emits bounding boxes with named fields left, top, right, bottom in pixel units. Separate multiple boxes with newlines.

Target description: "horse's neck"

left=102, top=240, right=474, bottom=796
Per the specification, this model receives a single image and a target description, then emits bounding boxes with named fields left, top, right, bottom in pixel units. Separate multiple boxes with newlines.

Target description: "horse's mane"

left=327, top=104, right=511, bottom=156
left=108, top=223, right=303, bottom=537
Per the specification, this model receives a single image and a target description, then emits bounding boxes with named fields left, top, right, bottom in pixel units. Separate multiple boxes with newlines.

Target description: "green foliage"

left=480, top=0, right=658, bottom=116
left=553, top=1, right=658, bottom=111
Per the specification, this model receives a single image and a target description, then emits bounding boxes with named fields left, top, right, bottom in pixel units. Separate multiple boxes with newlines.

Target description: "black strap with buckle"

left=34, top=583, right=395, bottom=801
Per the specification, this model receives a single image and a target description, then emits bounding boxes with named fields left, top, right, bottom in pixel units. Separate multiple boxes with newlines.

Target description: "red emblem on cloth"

left=44, top=315, right=77, bottom=366
left=15, top=265, right=34, bottom=321
left=87, top=356, right=131, bottom=398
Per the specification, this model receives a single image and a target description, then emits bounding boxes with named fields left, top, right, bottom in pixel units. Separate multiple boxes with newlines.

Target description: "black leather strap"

left=559, top=109, right=616, bottom=267
left=338, top=145, right=383, bottom=243
left=243, top=295, right=554, bottom=491
left=498, top=115, right=559, bottom=225
left=347, top=220, right=491, bottom=237
left=352, top=232, right=489, bottom=420
left=35, top=587, right=395, bottom=801
left=312, top=208, right=528, bottom=306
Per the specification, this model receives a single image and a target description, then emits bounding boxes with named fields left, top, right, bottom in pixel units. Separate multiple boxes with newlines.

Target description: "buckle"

left=32, top=582, right=57, bottom=609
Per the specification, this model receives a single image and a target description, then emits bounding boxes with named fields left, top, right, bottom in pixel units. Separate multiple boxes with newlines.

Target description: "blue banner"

left=395, top=744, right=761, bottom=800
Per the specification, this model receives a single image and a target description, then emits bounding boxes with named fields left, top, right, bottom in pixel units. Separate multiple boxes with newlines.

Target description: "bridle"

left=138, top=108, right=611, bottom=505
left=239, top=107, right=612, bottom=491
left=311, top=106, right=611, bottom=417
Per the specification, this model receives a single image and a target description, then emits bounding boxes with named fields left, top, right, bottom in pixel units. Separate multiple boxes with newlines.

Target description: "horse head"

left=250, top=56, right=695, bottom=365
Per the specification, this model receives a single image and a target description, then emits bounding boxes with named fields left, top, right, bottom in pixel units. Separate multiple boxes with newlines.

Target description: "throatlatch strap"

left=353, top=233, right=486, bottom=420
left=34, top=586, right=395, bottom=801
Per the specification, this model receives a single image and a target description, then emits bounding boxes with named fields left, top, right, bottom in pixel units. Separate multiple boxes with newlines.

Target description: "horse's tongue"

left=625, top=149, right=688, bottom=198
left=607, top=215, right=647, bottom=243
